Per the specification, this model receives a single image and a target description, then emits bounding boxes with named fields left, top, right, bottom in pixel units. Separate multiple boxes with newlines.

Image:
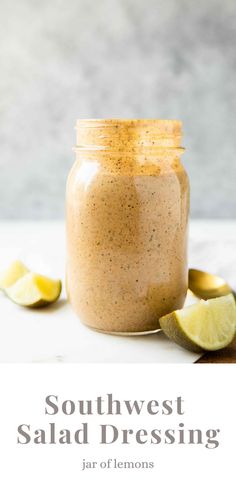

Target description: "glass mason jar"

left=66, top=119, right=189, bottom=333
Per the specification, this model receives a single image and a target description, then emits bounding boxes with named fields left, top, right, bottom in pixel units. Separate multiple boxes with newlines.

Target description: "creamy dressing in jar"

left=66, top=119, right=189, bottom=333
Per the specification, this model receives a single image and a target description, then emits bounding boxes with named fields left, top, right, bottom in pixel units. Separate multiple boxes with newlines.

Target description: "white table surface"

left=0, top=220, right=235, bottom=363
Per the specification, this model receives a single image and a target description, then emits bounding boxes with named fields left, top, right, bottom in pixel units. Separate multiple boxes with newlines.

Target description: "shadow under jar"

left=66, top=119, right=189, bottom=333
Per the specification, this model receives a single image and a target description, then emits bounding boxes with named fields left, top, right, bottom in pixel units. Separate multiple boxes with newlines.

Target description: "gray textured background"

left=0, top=0, right=236, bottom=219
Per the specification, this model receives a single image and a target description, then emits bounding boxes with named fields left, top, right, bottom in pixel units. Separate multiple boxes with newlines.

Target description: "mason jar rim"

left=75, top=119, right=183, bottom=151
left=76, top=118, right=182, bottom=133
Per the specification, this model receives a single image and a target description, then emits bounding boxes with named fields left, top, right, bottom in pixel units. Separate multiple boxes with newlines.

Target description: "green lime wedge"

left=5, top=272, right=62, bottom=308
left=159, top=294, right=236, bottom=352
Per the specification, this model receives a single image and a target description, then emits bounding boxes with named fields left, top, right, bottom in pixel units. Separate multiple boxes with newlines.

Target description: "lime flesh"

left=0, top=260, right=29, bottom=290
left=159, top=294, right=236, bottom=352
left=5, top=272, right=62, bottom=308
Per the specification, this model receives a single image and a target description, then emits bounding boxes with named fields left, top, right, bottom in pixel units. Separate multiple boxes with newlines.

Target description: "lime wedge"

left=0, top=260, right=29, bottom=290
left=159, top=294, right=236, bottom=352
left=5, top=272, right=62, bottom=308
